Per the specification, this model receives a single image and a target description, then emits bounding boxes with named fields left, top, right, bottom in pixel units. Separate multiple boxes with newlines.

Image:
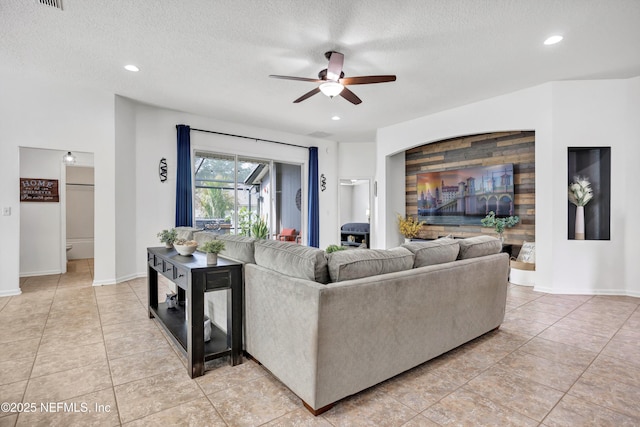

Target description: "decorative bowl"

left=174, top=243, right=197, bottom=256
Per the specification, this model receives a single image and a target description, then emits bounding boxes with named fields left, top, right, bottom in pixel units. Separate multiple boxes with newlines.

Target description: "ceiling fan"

left=269, top=51, right=396, bottom=105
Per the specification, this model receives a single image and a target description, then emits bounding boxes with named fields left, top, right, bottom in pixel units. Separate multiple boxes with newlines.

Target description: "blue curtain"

left=307, top=147, right=320, bottom=247
left=175, top=124, right=193, bottom=227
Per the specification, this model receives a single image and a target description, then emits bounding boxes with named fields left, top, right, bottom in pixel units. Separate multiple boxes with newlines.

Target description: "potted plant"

left=397, top=214, right=425, bottom=243
left=568, top=176, right=593, bottom=240
left=157, top=228, right=178, bottom=248
left=251, top=218, right=269, bottom=239
left=326, top=244, right=347, bottom=254
left=200, top=240, right=225, bottom=265
left=480, top=211, right=520, bottom=243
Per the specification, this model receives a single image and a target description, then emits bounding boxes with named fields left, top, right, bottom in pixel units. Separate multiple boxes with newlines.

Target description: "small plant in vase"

left=251, top=218, right=269, bottom=239
left=397, top=214, right=425, bottom=243
left=157, top=228, right=177, bottom=248
left=568, top=176, right=593, bottom=240
left=326, top=244, right=347, bottom=254
left=480, top=211, right=519, bottom=243
left=200, top=240, right=225, bottom=265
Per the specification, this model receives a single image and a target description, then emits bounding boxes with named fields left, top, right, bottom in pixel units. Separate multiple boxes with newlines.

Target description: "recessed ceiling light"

left=331, top=115, right=341, bottom=121
left=543, top=35, right=563, bottom=45
left=124, top=64, right=140, bottom=72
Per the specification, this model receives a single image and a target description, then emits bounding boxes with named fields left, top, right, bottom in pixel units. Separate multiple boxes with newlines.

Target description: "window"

left=194, top=152, right=302, bottom=240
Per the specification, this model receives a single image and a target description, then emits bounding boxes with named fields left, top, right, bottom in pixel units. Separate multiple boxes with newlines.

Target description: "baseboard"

left=0, top=288, right=22, bottom=297
left=93, top=272, right=146, bottom=287
left=534, top=285, right=640, bottom=298
left=19, top=269, right=61, bottom=277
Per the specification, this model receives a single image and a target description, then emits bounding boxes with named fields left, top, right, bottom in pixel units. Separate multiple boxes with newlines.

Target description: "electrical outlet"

left=2, top=207, right=11, bottom=216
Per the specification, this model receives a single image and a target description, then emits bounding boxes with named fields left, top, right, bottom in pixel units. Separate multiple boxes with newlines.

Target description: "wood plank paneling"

left=405, top=131, right=535, bottom=245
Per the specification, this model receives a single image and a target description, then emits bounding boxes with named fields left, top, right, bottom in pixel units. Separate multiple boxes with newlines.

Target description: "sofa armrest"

left=244, top=264, right=325, bottom=406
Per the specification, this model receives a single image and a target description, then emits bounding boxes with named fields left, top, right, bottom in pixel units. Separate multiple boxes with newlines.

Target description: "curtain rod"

left=189, top=127, right=308, bottom=149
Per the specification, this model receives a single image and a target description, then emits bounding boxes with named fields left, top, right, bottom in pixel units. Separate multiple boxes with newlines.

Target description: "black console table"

left=147, top=247, right=243, bottom=378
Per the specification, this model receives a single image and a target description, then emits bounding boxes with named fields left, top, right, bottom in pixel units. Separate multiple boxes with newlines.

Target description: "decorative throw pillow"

left=516, top=241, right=536, bottom=263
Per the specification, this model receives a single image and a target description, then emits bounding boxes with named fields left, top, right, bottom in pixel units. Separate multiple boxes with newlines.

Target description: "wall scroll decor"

left=320, top=174, right=326, bottom=192
left=159, top=158, right=168, bottom=183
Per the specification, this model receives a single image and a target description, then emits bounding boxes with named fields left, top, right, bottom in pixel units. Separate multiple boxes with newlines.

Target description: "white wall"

left=19, top=148, right=64, bottom=276
left=377, top=77, right=640, bottom=296
left=0, top=68, right=117, bottom=295
left=133, top=103, right=339, bottom=275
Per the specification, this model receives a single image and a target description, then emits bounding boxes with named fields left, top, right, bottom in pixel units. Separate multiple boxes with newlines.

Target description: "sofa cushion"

left=254, top=240, right=329, bottom=283
left=327, top=247, right=414, bottom=282
left=216, top=234, right=257, bottom=264
left=458, top=235, right=502, bottom=260
left=175, top=226, right=201, bottom=241
left=401, top=238, right=460, bottom=268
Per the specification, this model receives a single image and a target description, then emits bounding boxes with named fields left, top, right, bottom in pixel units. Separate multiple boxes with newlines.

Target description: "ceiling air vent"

left=38, top=0, right=63, bottom=10
left=307, top=131, right=332, bottom=139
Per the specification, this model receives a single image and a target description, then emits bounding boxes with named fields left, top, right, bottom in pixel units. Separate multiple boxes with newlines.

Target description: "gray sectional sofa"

left=190, top=231, right=510, bottom=414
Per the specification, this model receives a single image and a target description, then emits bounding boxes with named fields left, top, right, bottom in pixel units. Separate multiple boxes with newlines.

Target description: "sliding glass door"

left=194, top=152, right=302, bottom=241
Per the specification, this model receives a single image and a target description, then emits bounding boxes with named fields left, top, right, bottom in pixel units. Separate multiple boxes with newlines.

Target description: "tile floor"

left=1, top=258, right=639, bottom=426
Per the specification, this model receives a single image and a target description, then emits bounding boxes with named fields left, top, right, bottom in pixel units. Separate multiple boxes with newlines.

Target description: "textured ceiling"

left=1, top=0, right=639, bottom=142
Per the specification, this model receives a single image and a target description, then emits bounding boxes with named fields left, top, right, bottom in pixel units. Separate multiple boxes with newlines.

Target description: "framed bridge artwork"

left=416, top=164, right=514, bottom=226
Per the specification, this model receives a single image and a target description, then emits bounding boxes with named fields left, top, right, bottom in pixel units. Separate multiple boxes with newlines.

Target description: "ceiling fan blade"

left=326, top=51, right=344, bottom=81
left=340, top=87, right=362, bottom=105
left=293, top=87, right=321, bottom=103
left=270, top=75, right=323, bottom=83
left=339, top=75, right=397, bottom=85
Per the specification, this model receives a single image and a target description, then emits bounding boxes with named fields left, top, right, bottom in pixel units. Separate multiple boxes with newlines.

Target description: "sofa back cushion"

left=401, top=238, right=460, bottom=268
left=193, top=232, right=256, bottom=264
left=254, top=240, right=329, bottom=283
left=175, top=226, right=201, bottom=241
left=327, top=247, right=414, bottom=282
left=458, top=235, right=502, bottom=260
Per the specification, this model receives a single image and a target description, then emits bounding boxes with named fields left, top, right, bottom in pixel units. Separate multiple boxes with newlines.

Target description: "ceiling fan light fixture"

left=319, top=81, right=344, bottom=98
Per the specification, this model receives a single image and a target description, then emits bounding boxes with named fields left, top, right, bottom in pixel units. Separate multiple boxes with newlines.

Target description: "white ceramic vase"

left=206, top=253, right=218, bottom=265
left=575, top=206, right=585, bottom=240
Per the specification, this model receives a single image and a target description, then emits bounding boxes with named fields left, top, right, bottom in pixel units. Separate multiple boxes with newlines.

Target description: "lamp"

left=319, top=81, right=344, bottom=98
left=62, top=151, right=76, bottom=165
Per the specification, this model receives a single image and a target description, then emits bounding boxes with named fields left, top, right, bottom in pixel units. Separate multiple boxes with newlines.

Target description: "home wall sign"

left=20, top=178, right=59, bottom=202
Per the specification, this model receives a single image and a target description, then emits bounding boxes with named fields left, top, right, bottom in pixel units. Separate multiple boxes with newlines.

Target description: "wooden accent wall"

left=405, top=131, right=535, bottom=244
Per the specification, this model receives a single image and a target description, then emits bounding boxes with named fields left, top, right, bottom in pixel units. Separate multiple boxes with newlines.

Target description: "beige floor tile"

left=553, top=316, right=620, bottom=339
left=586, top=354, right=640, bottom=389
left=23, top=360, right=112, bottom=403
left=0, top=414, right=18, bottom=427
left=0, top=297, right=10, bottom=312
left=322, top=388, right=418, bottom=427
left=101, top=319, right=159, bottom=338
left=0, top=358, right=34, bottom=386
left=535, top=294, right=586, bottom=309
left=504, top=306, right=564, bottom=325
left=108, top=347, right=185, bottom=386
left=498, top=317, right=550, bottom=337
left=99, top=305, right=149, bottom=327
left=520, top=300, right=577, bottom=317
left=123, top=397, right=225, bottom=426
left=0, top=324, right=44, bottom=345
left=518, top=337, right=597, bottom=370
left=263, top=408, right=334, bottom=426
left=537, top=324, right=611, bottom=353
left=104, top=328, right=171, bottom=360
left=207, top=375, right=302, bottom=426
left=566, top=309, right=629, bottom=328
left=38, top=327, right=103, bottom=354
left=600, top=335, right=640, bottom=368
left=15, top=387, right=119, bottom=427
left=420, top=351, right=485, bottom=386
left=542, top=394, right=640, bottom=427
left=114, top=369, right=203, bottom=424
left=0, top=380, right=28, bottom=417
left=399, top=414, right=441, bottom=427
left=0, top=339, right=40, bottom=363
left=422, top=388, right=538, bottom=426
left=377, top=369, right=459, bottom=412
left=464, top=366, right=564, bottom=421
left=497, top=351, right=584, bottom=392
left=31, top=341, right=107, bottom=378
left=195, top=358, right=267, bottom=395
left=0, top=301, right=52, bottom=316
left=568, top=371, right=640, bottom=419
